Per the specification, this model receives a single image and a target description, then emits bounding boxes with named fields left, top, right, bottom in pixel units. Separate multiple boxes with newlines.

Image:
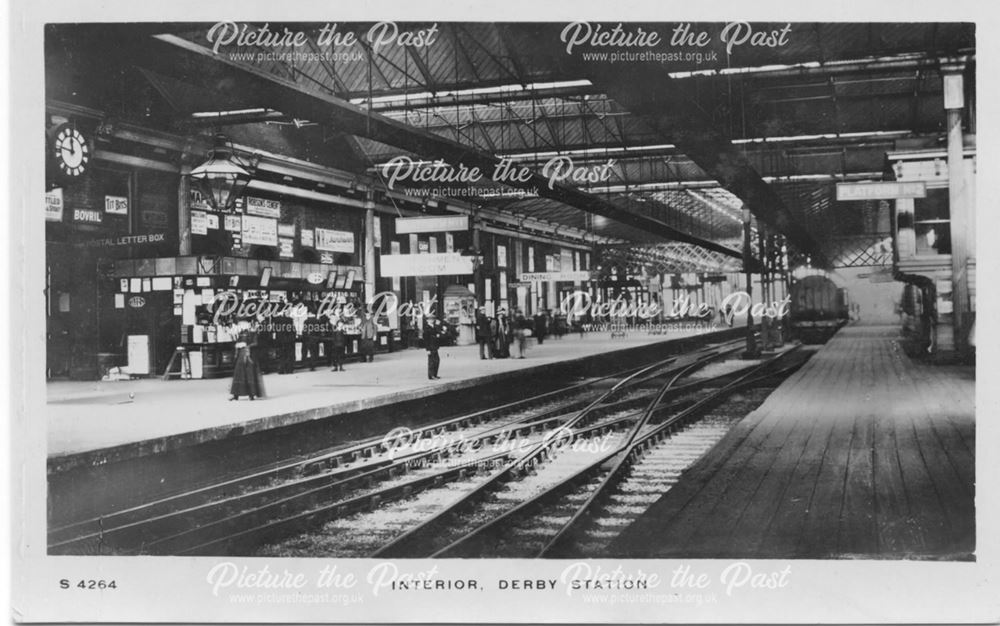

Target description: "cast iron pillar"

left=177, top=164, right=191, bottom=255
left=472, top=212, right=483, bottom=304
left=943, top=60, right=971, bottom=359
left=364, top=190, right=376, bottom=311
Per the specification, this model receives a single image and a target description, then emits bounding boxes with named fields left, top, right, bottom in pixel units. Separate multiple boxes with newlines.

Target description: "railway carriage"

left=788, top=275, right=849, bottom=344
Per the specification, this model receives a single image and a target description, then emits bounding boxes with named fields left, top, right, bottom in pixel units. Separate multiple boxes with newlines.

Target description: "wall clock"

left=52, top=123, right=91, bottom=178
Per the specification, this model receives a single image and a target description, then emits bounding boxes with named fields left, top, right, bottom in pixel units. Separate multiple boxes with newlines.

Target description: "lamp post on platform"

left=187, top=133, right=258, bottom=255
left=188, top=133, right=256, bottom=212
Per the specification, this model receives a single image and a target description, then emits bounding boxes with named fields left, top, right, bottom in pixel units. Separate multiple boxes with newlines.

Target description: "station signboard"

left=380, top=252, right=474, bottom=277
left=835, top=181, right=927, bottom=201
left=395, top=215, right=469, bottom=234
left=520, top=271, right=593, bottom=282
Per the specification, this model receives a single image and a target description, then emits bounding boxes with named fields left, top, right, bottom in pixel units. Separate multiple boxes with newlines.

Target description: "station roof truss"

left=599, top=242, right=744, bottom=276
left=47, top=22, right=974, bottom=272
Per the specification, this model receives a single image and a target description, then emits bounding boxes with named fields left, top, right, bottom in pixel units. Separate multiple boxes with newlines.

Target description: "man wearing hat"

left=424, top=312, right=443, bottom=380
left=494, top=308, right=511, bottom=358
left=475, top=305, right=493, bottom=360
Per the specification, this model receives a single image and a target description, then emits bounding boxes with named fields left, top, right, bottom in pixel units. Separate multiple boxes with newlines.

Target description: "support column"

left=472, top=214, right=482, bottom=305
left=742, top=205, right=760, bottom=358
left=364, top=191, right=376, bottom=311
left=758, top=228, right=770, bottom=350
left=513, top=239, right=523, bottom=313
left=178, top=165, right=191, bottom=255
left=943, top=61, right=970, bottom=357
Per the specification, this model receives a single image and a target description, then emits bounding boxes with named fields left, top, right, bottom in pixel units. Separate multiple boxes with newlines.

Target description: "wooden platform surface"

left=610, top=325, right=976, bottom=560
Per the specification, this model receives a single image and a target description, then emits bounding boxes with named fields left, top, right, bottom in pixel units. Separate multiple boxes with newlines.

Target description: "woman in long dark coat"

left=359, top=313, right=378, bottom=363
left=494, top=310, right=511, bottom=358
left=230, top=328, right=264, bottom=400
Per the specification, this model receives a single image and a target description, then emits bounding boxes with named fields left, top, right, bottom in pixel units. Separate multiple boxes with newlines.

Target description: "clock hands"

left=54, top=128, right=88, bottom=175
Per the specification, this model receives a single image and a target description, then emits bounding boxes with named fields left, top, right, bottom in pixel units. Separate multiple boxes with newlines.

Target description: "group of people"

left=475, top=307, right=570, bottom=360
left=227, top=303, right=581, bottom=400
left=228, top=305, right=381, bottom=401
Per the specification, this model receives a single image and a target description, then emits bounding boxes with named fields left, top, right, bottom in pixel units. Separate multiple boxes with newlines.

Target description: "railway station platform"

left=611, top=324, right=975, bottom=560
left=47, top=324, right=728, bottom=468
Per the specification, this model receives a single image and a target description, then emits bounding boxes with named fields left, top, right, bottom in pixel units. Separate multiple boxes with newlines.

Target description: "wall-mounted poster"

left=190, top=210, right=208, bottom=235
left=242, top=215, right=278, bottom=246
left=245, top=196, right=281, bottom=219
left=104, top=195, right=128, bottom=215
left=223, top=214, right=242, bottom=231
left=44, top=187, right=63, bottom=222
left=314, top=228, right=354, bottom=253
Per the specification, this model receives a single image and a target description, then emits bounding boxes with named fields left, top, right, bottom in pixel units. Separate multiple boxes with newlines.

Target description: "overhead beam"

left=519, top=27, right=828, bottom=264
left=130, top=32, right=743, bottom=259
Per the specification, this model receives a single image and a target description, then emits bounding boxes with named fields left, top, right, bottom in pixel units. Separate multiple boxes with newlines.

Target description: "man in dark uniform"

left=330, top=319, right=347, bottom=372
left=533, top=310, right=548, bottom=345
left=424, top=313, right=442, bottom=380
left=254, top=312, right=274, bottom=373
left=475, top=306, right=493, bottom=359
left=302, top=306, right=321, bottom=371
left=316, top=313, right=333, bottom=367
left=273, top=309, right=296, bottom=374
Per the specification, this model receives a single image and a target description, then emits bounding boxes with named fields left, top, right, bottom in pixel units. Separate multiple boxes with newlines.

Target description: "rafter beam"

left=131, top=32, right=743, bottom=259
left=496, top=24, right=530, bottom=86
left=405, top=47, right=439, bottom=92
left=522, top=26, right=827, bottom=264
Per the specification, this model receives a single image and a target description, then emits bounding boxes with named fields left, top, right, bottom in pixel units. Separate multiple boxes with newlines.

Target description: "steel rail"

left=427, top=349, right=801, bottom=559
left=369, top=344, right=740, bottom=558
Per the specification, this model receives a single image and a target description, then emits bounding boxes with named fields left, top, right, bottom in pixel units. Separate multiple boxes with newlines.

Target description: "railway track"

left=425, top=352, right=807, bottom=559
left=49, top=337, right=745, bottom=556
left=254, top=346, right=801, bottom=559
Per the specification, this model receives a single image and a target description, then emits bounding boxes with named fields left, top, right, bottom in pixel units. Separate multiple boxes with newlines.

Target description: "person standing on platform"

left=513, top=310, right=529, bottom=358
left=255, top=311, right=274, bottom=373
left=476, top=306, right=494, bottom=360
left=495, top=309, right=512, bottom=358
left=552, top=309, right=566, bottom=339
left=317, top=312, right=333, bottom=368
left=330, top=318, right=347, bottom=372
left=274, top=309, right=296, bottom=374
left=230, top=327, right=264, bottom=401
left=360, top=312, right=377, bottom=363
left=424, top=313, right=442, bottom=380
left=302, top=305, right=321, bottom=371
left=533, top=310, right=547, bottom=345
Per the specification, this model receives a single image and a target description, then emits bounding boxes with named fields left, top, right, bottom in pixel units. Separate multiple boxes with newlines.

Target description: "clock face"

left=53, top=125, right=90, bottom=177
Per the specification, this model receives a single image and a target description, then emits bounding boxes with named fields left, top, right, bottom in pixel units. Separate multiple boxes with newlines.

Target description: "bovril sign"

left=306, top=272, right=325, bottom=285
left=128, top=296, right=146, bottom=309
